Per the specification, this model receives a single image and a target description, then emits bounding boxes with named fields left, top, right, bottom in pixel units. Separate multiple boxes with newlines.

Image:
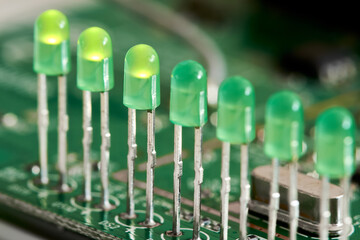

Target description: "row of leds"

left=32, top=9, right=356, bottom=240
left=217, top=78, right=356, bottom=239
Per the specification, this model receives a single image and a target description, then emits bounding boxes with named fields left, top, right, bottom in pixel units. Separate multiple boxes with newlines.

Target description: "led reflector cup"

left=315, top=107, right=356, bottom=178
left=123, top=44, right=160, bottom=110
left=34, top=9, right=71, bottom=75
left=170, top=60, right=208, bottom=127
left=216, top=76, right=255, bottom=144
left=77, top=27, right=114, bottom=92
left=264, top=91, right=304, bottom=161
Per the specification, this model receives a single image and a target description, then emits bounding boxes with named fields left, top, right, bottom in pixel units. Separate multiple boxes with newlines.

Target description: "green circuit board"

left=0, top=1, right=360, bottom=239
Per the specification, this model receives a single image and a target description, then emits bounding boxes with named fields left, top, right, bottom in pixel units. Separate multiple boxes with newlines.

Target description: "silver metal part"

left=145, top=109, right=157, bottom=226
left=289, top=161, right=299, bottom=240
left=172, top=124, right=183, bottom=235
left=220, top=142, right=230, bottom=240
left=249, top=165, right=344, bottom=235
left=37, top=73, right=49, bottom=185
left=57, top=75, right=70, bottom=192
left=126, top=108, right=137, bottom=218
left=193, top=127, right=203, bottom=240
left=239, top=144, right=250, bottom=240
left=268, top=158, right=279, bottom=240
left=82, top=91, right=92, bottom=201
left=100, top=92, right=112, bottom=210
left=320, top=176, right=330, bottom=240
left=340, top=176, right=351, bottom=240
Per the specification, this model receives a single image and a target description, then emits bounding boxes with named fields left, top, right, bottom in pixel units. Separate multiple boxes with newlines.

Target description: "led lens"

left=170, top=60, right=207, bottom=127
left=123, top=44, right=160, bottom=110
left=264, top=91, right=304, bottom=161
left=33, top=9, right=70, bottom=75
left=77, top=27, right=114, bottom=92
left=315, top=107, right=356, bottom=178
left=216, top=76, right=255, bottom=144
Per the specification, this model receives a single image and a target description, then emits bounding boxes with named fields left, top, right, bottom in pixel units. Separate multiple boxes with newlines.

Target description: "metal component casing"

left=249, top=165, right=344, bottom=235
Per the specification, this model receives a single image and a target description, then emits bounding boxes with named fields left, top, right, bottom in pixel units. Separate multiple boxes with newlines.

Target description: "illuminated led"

left=123, top=44, right=160, bottom=110
left=33, top=9, right=70, bottom=75
left=77, top=27, right=114, bottom=92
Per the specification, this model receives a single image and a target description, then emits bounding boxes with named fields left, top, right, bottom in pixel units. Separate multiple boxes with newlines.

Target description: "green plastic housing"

left=216, top=76, right=255, bottom=144
left=77, top=27, right=114, bottom=92
left=315, top=107, right=356, bottom=178
left=264, top=91, right=304, bottom=161
left=123, top=44, right=160, bottom=110
left=33, top=9, right=71, bottom=75
left=169, top=60, right=208, bottom=127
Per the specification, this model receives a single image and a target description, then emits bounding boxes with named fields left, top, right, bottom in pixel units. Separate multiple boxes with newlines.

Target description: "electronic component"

left=169, top=60, right=207, bottom=239
left=77, top=27, right=114, bottom=91
left=264, top=91, right=304, bottom=240
left=77, top=27, right=115, bottom=210
left=216, top=76, right=255, bottom=240
left=315, top=107, right=356, bottom=239
left=250, top=165, right=344, bottom=234
left=33, top=9, right=71, bottom=75
left=2, top=1, right=360, bottom=239
left=123, top=44, right=160, bottom=226
left=33, top=9, right=71, bottom=192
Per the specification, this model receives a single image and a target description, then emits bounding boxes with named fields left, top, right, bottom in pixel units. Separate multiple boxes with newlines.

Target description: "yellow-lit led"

left=123, top=44, right=160, bottom=110
left=43, top=36, right=61, bottom=45
left=77, top=27, right=114, bottom=92
left=33, top=9, right=71, bottom=75
left=136, top=72, right=152, bottom=78
left=35, top=10, right=69, bottom=45
left=88, top=54, right=102, bottom=61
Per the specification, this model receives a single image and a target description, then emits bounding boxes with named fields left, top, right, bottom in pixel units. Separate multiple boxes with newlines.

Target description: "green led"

left=33, top=9, right=71, bottom=75
left=77, top=27, right=114, bottom=92
left=315, top=107, right=356, bottom=178
left=216, top=76, right=255, bottom=144
left=170, top=60, right=207, bottom=127
left=123, top=44, right=160, bottom=110
left=264, top=91, right=304, bottom=161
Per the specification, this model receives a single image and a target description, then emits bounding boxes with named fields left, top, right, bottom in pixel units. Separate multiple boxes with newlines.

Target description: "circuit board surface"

left=0, top=1, right=360, bottom=239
